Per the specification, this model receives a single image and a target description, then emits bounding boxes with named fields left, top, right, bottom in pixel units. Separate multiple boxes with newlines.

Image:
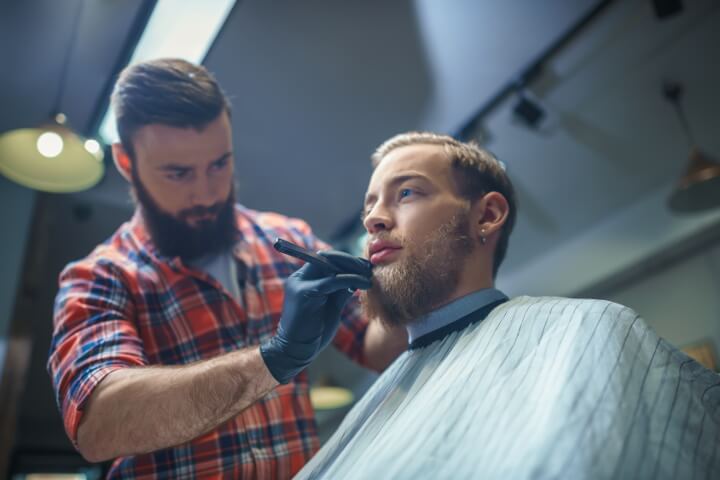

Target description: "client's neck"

left=405, top=284, right=506, bottom=348
left=428, top=281, right=493, bottom=313
left=429, top=259, right=494, bottom=312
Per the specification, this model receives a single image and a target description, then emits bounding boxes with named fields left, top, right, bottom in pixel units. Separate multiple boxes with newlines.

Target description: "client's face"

left=360, top=144, right=475, bottom=327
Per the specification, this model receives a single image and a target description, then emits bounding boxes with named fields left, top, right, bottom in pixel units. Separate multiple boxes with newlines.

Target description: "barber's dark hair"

left=372, top=132, right=517, bottom=278
left=111, top=58, right=231, bottom=161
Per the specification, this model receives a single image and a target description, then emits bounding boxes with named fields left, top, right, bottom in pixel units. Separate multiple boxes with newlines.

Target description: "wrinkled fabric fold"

left=296, top=296, right=720, bottom=480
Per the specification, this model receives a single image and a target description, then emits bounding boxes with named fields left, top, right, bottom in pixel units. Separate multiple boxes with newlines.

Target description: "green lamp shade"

left=0, top=124, right=104, bottom=193
left=310, top=386, right=354, bottom=410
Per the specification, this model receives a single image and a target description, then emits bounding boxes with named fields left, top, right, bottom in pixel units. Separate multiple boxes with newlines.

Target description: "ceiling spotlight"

left=512, top=92, right=546, bottom=129
left=37, top=131, right=64, bottom=158
left=84, top=139, right=100, bottom=154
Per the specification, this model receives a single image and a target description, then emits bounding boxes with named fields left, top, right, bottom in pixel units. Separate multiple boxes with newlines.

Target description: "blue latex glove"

left=260, top=250, right=372, bottom=384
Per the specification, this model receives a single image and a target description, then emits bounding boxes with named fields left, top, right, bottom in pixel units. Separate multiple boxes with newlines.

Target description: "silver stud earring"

left=480, top=229, right=487, bottom=245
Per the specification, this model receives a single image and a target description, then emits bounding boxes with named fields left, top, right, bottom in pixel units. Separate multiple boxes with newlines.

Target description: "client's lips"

left=368, top=239, right=402, bottom=265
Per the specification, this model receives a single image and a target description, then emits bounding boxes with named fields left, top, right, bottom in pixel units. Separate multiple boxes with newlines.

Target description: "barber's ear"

left=471, top=192, right=509, bottom=240
left=112, top=143, right=132, bottom=182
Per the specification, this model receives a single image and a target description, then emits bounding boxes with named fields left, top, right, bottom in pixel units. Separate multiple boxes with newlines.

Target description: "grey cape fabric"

left=296, top=296, right=720, bottom=479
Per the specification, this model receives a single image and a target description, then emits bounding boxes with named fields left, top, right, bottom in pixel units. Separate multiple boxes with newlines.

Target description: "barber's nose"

left=192, top=177, right=217, bottom=207
left=363, top=205, right=394, bottom=234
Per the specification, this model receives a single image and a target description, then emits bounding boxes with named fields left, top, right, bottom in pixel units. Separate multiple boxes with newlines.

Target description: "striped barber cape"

left=296, top=296, right=720, bottom=480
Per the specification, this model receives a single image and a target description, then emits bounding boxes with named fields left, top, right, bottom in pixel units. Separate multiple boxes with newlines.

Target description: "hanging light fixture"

left=0, top=0, right=104, bottom=193
left=664, top=81, right=720, bottom=213
left=309, top=376, right=355, bottom=411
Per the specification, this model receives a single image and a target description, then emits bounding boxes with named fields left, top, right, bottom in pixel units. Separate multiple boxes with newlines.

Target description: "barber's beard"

left=130, top=169, right=238, bottom=262
left=360, top=210, right=474, bottom=328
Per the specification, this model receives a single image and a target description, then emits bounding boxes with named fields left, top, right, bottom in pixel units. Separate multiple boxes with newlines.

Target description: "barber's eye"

left=168, top=170, right=190, bottom=180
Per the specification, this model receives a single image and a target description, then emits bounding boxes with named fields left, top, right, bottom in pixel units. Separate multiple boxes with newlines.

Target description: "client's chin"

left=360, top=262, right=445, bottom=329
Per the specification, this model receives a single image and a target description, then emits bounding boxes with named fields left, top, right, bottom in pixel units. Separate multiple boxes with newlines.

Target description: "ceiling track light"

left=511, top=81, right=546, bottom=130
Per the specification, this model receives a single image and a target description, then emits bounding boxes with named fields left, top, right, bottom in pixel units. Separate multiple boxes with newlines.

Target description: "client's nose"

left=363, top=205, right=393, bottom=234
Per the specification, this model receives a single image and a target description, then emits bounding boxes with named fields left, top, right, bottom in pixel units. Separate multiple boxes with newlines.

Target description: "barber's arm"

left=53, top=259, right=370, bottom=463
left=77, top=347, right=276, bottom=462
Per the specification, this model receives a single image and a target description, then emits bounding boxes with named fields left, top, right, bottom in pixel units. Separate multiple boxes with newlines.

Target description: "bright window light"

left=98, top=0, right=236, bottom=144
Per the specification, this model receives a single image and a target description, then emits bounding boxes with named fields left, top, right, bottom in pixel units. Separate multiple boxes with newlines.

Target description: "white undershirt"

left=186, top=250, right=242, bottom=302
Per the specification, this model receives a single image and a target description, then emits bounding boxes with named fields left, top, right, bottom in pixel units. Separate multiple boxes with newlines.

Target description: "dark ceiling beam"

left=84, top=0, right=158, bottom=137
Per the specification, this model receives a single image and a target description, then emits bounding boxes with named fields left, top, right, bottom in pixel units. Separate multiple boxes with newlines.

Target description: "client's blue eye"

left=399, top=188, right=413, bottom=199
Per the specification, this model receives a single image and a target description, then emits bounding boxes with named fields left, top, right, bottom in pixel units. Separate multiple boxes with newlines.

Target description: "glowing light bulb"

left=84, top=139, right=100, bottom=154
left=37, top=132, right=64, bottom=158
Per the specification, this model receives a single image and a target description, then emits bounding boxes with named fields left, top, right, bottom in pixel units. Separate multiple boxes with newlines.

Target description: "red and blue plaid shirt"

left=48, top=205, right=369, bottom=479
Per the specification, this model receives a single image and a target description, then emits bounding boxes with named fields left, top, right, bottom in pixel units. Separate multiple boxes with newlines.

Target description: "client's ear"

left=471, top=192, right=509, bottom=241
left=112, top=143, right=132, bottom=182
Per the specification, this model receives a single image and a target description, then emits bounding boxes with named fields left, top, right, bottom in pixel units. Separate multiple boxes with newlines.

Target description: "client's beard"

left=130, top=169, right=238, bottom=262
left=360, top=209, right=474, bottom=328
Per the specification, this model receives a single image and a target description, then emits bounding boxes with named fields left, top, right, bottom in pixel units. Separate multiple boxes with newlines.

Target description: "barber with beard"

left=47, top=59, right=407, bottom=479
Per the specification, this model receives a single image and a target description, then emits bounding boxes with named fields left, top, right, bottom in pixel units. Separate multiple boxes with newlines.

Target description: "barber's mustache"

left=179, top=202, right=225, bottom=220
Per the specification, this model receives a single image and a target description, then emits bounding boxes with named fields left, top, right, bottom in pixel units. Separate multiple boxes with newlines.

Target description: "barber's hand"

left=260, top=250, right=372, bottom=384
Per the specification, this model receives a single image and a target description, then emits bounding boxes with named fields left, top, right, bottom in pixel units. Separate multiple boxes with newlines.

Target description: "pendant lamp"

left=664, top=82, right=720, bottom=212
left=0, top=0, right=104, bottom=193
left=310, top=376, right=355, bottom=411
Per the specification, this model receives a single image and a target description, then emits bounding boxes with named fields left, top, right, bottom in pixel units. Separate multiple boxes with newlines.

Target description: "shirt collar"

left=406, top=288, right=508, bottom=345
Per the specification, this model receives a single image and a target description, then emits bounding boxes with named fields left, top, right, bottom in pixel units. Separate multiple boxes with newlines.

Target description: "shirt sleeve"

left=332, top=293, right=369, bottom=366
left=284, top=220, right=370, bottom=367
left=47, top=258, right=147, bottom=446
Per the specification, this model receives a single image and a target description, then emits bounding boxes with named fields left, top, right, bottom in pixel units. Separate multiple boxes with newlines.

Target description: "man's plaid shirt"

left=48, top=204, right=369, bottom=479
